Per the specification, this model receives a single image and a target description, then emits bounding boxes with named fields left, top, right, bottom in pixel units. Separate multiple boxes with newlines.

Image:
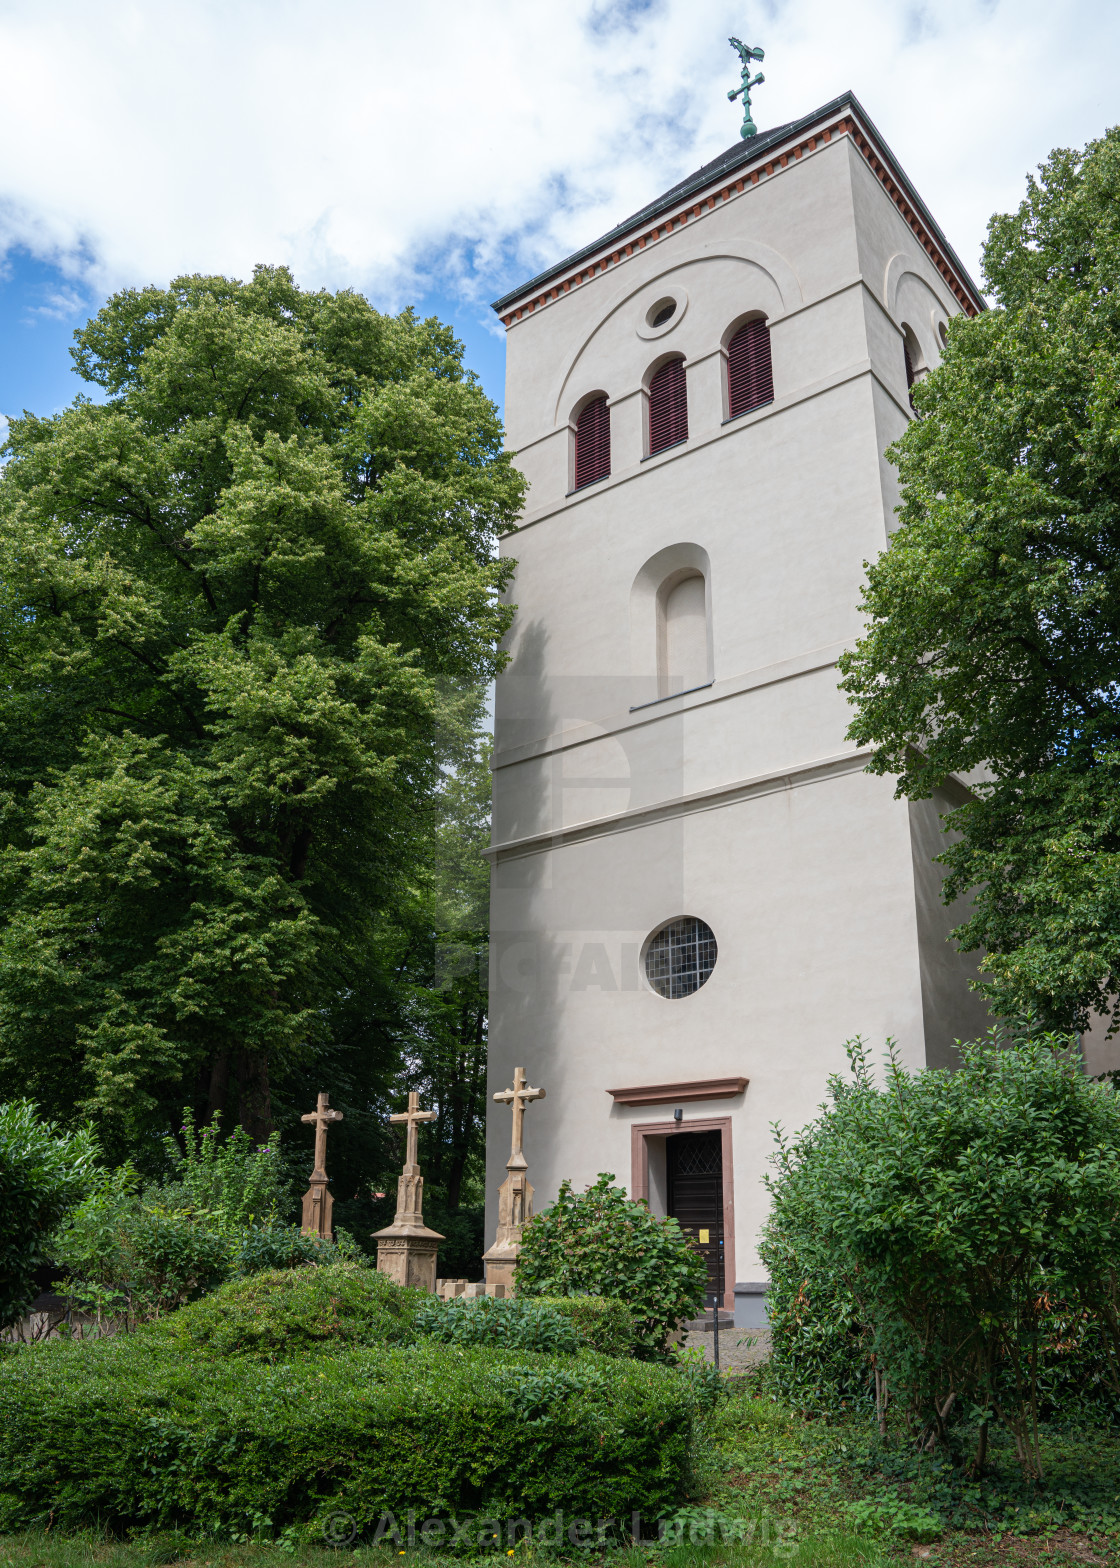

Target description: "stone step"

left=682, top=1309, right=735, bottom=1332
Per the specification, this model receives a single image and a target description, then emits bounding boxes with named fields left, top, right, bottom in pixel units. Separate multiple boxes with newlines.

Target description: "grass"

left=2, top=1378, right=1117, bottom=1567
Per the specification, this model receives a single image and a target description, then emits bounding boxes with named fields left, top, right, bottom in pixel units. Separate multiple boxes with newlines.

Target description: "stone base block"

left=435, top=1279, right=507, bottom=1300
left=373, top=1225, right=444, bottom=1293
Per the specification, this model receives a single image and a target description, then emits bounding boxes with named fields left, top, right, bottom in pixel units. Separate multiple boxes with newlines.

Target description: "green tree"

left=411, top=722, right=492, bottom=1211
left=332, top=714, right=492, bottom=1273
left=0, top=267, right=523, bottom=1158
left=839, top=127, right=1120, bottom=1030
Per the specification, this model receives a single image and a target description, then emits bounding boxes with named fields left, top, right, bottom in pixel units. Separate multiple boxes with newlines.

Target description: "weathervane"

left=727, top=37, right=765, bottom=139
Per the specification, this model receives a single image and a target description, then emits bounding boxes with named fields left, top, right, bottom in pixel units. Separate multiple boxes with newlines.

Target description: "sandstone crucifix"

left=390, top=1089, right=437, bottom=1174
left=373, top=1090, right=445, bottom=1292
left=300, top=1091, right=343, bottom=1238
left=494, top=1066, right=546, bottom=1162
left=482, top=1067, right=547, bottom=1288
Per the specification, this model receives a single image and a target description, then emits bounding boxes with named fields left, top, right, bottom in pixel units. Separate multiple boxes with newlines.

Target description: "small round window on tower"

left=648, top=298, right=677, bottom=328
left=644, top=916, right=717, bottom=999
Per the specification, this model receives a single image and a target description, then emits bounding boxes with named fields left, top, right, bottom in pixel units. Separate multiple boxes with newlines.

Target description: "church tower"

left=485, top=92, right=989, bottom=1316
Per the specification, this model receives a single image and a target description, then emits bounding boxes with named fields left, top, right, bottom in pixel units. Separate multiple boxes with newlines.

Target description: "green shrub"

left=414, top=1293, right=581, bottom=1354
left=0, top=1101, right=98, bottom=1329
left=151, top=1264, right=423, bottom=1359
left=158, top=1110, right=286, bottom=1232
left=0, top=1334, right=696, bottom=1536
left=413, top=1294, right=636, bottom=1358
left=533, top=1294, right=637, bottom=1357
left=229, top=1222, right=363, bottom=1276
left=516, top=1173, right=707, bottom=1359
left=51, top=1166, right=230, bottom=1325
left=760, top=1033, right=1120, bottom=1477
left=758, top=1221, right=872, bottom=1419
left=51, top=1149, right=363, bottom=1328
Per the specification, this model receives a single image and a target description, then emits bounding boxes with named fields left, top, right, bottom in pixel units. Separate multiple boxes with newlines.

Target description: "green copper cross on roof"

left=727, top=37, right=765, bottom=138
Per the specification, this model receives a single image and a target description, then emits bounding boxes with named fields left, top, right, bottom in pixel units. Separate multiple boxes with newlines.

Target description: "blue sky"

left=0, top=249, right=511, bottom=424
left=1, top=0, right=1118, bottom=435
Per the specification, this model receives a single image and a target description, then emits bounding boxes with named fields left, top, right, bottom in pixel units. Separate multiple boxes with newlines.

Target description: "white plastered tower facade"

left=485, top=94, right=991, bottom=1312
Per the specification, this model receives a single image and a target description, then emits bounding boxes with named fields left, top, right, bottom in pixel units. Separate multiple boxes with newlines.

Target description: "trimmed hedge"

left=151, top=1263, right=424, bottom=1359
left=0, top=1334, right=696, bottom=1538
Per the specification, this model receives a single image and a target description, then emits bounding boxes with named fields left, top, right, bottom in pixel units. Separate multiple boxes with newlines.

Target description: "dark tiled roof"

left=492, top=91, right=983, bottom=314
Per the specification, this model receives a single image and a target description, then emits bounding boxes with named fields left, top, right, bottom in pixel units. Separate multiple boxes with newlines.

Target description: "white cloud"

left=0, top=0, right=1116, bottom=308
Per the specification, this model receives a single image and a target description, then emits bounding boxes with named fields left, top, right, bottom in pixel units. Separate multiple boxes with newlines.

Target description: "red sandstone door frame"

left=631, top=1115, right=735, bottom=1309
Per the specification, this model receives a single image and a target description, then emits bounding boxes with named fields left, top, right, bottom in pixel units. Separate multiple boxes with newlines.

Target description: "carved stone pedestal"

left=301, top=1172, right=334, bottom=1239
left=481, top=1151, right=533, bottom=1289
left=300, top=1093, right=343, bottom=1240
left=374, top=1223, right=445, bottom=1292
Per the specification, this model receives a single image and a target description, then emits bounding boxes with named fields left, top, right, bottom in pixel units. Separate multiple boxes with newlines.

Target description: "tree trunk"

left=290, top=826, right=313, bottom=881
left=207, top=1050, right=230, bottom=1122
left=970, top=1419, right=989, bottom=1477
left=236, top=1050, right=273, bottom=1143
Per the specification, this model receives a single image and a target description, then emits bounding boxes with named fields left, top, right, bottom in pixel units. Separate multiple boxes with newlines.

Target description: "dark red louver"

left=648, top=358, right=688, bottom=455
left=727, top=319, right=774, bottom=420
left=574, top=396, right=611, bottom=489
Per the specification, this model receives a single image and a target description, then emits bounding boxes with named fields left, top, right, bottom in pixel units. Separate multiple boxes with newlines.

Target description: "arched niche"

left=630, top=542, right=713, bottom=704
left=883, top=254, right=954, bottom=369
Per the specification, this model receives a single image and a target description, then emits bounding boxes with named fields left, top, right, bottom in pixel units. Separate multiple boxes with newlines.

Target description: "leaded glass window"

left=644, top=916, right=717, bottom=999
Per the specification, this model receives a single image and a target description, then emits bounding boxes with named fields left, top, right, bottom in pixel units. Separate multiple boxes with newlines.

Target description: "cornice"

left=485, top=747, right=876, bottom=863
left=491, top=642, right=850, bottom=771
left=492, top=97, right=983, bottom=329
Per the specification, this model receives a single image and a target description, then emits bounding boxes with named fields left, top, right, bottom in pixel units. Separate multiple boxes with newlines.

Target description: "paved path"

left=681, top=1325, right=770, bottom=1373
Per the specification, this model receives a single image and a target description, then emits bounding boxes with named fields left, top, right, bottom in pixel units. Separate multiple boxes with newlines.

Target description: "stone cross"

left=300, top=1091, right=343, bottom=1239
left=373, top=1089, right=444, bottom=1293
left=301, top=1091, right=343, bottom=1177
left=493, top=1066, right=546, bottom=1163
left=390, top=1090, right=437, bottom=1171
left=483, top=1066, right=547, bottom=1290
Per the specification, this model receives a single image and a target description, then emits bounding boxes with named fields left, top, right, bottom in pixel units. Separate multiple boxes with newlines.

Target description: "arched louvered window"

left=726, top=318, right=773, bottom=420
left=902, top=328, right=921, bottom=412
left=573, top=395, right=611, bottom=490
left=648, top=358, right=688, bottom=455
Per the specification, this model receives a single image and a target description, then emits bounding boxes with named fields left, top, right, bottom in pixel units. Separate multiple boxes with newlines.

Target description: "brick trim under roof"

left=492, top=91, right=985, bottom=325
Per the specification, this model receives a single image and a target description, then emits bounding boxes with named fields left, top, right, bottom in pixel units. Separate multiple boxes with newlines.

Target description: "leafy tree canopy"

left=0, top=266, right=523, bottom=1157
left=839, top=127, right=1120, bottom=1030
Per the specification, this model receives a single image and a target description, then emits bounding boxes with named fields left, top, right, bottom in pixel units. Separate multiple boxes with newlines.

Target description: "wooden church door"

left=666, top=1128, right=724, bottom=1303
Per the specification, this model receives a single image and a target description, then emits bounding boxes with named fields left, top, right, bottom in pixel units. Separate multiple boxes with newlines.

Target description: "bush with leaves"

left=760, top=1033, right=1120, bottom=1478
left=50, top=1110, right=364, bottom=1327
left=0, top=1101, right=98, bottom=1329
left=158, top=1110, right=285, bottom=1231
left=414, top=1294, right=582, bottom=1354
left=515, top=1173, right=707, bottom=1359
left=535, top=1294, right=638, bottom=1357
left=153, top=1263, right=418, bottom=1360
left=51, top=1165, right=231, bottom=1326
